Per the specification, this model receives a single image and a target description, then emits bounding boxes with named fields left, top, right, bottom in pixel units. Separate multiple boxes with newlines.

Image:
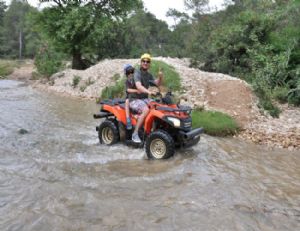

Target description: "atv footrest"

left=125, top=140, right=144, bottom=148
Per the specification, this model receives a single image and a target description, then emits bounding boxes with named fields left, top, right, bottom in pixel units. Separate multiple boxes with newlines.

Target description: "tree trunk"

left=72, top=51, right=86, bottom=70
left=19, top=30, right=22, bottom=59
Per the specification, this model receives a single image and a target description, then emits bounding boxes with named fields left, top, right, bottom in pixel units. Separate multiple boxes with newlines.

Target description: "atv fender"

left=101, top=104, right=126, bottom=123
left=144, top=110, right=165, bottom=134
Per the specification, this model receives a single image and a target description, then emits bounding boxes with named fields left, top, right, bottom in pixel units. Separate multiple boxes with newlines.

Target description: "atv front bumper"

left=178, top=128, right=204, bottom=147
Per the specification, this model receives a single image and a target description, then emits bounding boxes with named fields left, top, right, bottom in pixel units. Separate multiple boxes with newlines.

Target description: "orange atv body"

left=94, top=93, right=203, bottom=159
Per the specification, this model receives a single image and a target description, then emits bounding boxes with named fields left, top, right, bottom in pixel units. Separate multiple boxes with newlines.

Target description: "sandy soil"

left=7, top=59, right=300, bottom=150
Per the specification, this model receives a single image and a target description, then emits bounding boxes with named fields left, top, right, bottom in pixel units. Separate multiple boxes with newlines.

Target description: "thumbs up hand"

left=158, top=67, right=163, bottom=79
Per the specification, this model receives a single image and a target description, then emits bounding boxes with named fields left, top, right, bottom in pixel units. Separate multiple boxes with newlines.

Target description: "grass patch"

left=0, top=60, right=19, bottom=77
left=149, top=60, right=181, bottom=91
left=101, top=77, right=126, bottom=99
left=192, top=109, right=239, bottom=136
left=72, top=75, right=81, bottom=88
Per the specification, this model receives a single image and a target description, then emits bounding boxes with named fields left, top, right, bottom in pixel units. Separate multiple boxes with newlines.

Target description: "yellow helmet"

left=140, top=53, right=151, bottom=61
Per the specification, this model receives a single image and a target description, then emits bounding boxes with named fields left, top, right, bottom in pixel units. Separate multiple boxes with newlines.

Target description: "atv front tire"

left=98, top=119, right=119, bottom=145
left=145, top=130, right=175, bottom=159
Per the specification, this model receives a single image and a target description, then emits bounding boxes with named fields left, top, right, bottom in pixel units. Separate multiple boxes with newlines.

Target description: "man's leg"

left=129, top=99, right=149, bottom=143
left=133, top=106, right=149, bottom=132
left=132, top=107, right=149, bottom=143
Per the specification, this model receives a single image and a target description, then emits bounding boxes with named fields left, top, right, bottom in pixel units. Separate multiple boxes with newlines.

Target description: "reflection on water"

left=0, top=80, right=299, bottom=231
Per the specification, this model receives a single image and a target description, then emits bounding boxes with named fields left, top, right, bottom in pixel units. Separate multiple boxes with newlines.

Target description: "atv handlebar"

left=148, top=80, right=173, bottom=104
left=151, top=92, right=162, bottom=97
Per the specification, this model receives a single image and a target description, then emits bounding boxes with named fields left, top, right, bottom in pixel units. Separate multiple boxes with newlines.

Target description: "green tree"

left=2, top=0, right=33, bottom=59
left=121, top=10, right=171, bottom=57
left=0, top=0, right=5, bottom=21
left=166, top=8, right=189, bottom=27
left=184, top=0, right=209, bottom=19
left=23, top=6, right=41, bottom=58
left=166, top=9, right=191, bottom=57
left=0, top=0, right=7, bottom=56
left=186, top=0, right=300, bottom=113
left=34, top=0, right=142, bottom=69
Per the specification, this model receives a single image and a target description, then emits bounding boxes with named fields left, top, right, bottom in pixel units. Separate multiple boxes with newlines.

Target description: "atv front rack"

left=156, top=105, right=192, bottom=114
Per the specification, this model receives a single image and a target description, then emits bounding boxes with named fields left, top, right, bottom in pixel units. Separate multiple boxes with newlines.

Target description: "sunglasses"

left=142, top=60, right=151, bottom=64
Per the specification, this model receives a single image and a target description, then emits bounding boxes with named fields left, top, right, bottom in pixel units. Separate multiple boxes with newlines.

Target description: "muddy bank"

left=8, top=58, right=300, bottom=150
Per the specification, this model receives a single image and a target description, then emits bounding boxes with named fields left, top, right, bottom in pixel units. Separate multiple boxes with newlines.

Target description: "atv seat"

left=100, top=98, right=125, bottom=106
left=118, top=103, right=136, bottom=113
left=102, top=99, right=140, bottom=115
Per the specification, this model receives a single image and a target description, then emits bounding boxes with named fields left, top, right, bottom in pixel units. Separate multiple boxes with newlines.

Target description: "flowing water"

left=0, top=80, right=299, bottom=231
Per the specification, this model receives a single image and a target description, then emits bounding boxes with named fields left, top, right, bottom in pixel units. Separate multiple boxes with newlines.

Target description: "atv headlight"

left=167, top=117, right=181, bottom=127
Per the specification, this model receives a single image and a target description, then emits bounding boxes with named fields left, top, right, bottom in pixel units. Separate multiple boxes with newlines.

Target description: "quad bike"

left=93, top=83, right=203, bottom=159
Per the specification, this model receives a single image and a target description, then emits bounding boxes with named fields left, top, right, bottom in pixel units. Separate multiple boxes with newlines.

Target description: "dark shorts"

left=129, top=99, right=151, bottom=114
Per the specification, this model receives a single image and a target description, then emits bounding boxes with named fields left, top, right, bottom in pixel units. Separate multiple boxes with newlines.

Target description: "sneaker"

left=126, top=118, right=132, bottom=130
left=132, top=133, right=142, bottom=143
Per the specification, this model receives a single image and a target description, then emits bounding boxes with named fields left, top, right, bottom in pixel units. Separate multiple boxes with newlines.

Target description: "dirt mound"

left=157, top=57, right=259, bottom=127
left=35, top=59, right=140, bottom=98
left=204, top=80, right=257, bottom=126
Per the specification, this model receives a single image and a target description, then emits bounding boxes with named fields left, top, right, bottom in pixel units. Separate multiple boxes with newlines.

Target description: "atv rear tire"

left=98, top=119, right=119, bottom=145
left=145, top=130, right=175, bottom=159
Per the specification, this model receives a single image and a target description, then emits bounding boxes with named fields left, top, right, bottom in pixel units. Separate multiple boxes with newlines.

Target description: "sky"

left=4, top=0, right=225, bottom=26
left=143, top=0, right=226, bottom=26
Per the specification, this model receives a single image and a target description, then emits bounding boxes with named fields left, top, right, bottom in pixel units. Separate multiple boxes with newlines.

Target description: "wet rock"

left=18, top=128, right=29, bottom=134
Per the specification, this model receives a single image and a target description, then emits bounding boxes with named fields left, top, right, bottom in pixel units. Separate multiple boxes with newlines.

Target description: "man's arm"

left=135, top=82, right=152, bottom=95
left=127, top=88, right=140, bottom=93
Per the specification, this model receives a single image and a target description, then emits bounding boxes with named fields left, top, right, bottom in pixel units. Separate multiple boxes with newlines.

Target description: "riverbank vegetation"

left=1, top=0, right=299, bottom=117
left=0, top=60, right=18, bottom=77
left=192, top=109, right=239, bottom=136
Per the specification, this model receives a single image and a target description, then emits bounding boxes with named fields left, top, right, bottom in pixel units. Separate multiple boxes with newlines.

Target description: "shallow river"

left=0, top=80, right=299, bottom=231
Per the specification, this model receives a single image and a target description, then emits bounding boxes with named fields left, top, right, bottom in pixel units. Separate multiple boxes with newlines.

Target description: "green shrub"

left=258, top=99, right=281, bottom=118
left=191, top=109, right=239, bottom=136
left=101, top=77, right=126, bottom=99
left=112, top=73, right=121, bottom=81
left=253, top=83, right=281, bottom=118
left=272, top=86, right=289, bottom=103
left=80, top=85, right=86, bottom=92
left=34, top=45, right=63, bottom=78
left=72, top=75, right=81, bottom=88
left=288, top=88, right=300, bottom=106
left=0, top=60, right=18, bottom=77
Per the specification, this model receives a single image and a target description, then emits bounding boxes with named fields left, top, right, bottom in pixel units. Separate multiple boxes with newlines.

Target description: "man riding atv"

left=129, top=53, right=163, bottom=143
